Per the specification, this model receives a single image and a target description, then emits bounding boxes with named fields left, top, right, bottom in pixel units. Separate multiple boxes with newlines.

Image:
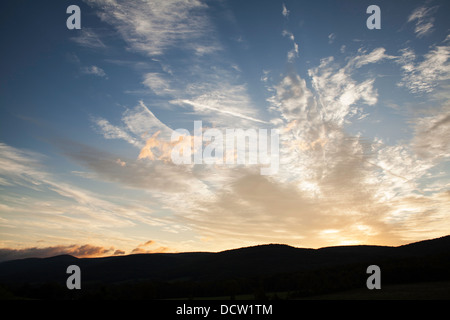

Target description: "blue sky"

left=0, top=0, right=449, bottom=260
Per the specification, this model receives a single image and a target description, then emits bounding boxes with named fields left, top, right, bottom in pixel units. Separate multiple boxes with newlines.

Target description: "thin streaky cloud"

left=397, top=41, right=450, bottom=94
left=86, top=0, right=213, bottom=56
left=70, top=28, right=106, bottom=48
left=1, top=0, right=450, bottom=254
left=142, top=72, right=173, bottom=96
left=172, top=99, right=269, bottom=124
left=407, top=5, right=438, bottom=38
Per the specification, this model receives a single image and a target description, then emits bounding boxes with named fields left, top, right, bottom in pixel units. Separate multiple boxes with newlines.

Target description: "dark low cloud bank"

left=0, top=244, right=119, bottom=262
left=0, top=240, right=173, bottom=262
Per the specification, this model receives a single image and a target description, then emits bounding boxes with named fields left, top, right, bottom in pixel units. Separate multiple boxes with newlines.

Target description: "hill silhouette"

left=1, top=236, right=449, bottom=299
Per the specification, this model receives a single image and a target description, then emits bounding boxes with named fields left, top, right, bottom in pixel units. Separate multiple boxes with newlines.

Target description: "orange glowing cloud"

left=0, top=244, right=116, bottom=262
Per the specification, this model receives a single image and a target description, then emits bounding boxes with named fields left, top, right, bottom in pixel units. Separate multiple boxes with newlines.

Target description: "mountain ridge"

left=3, top=235, right=450, bottom=265
left=1, top=235, right=449, bottom=299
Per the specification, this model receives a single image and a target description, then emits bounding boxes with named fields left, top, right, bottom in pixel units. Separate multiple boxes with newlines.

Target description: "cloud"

left=85, top=40, right=445, bottom=250
left=142, top=73, right=173, bottom=96
left=165, top=42, right=446, bottom=249
left=350, top=47, right=396, bottom=69
left=139, top=240, right=155, bottom=247
left=407, top=5, right=438, bottom=38
left=172, top=99, right=268, bottom=125
left=8, top=1, right=447, bottom=254
left=0, top=142, right=47, bottom=189
left=0, top=242, right=176, bottom=262
left=170, top=81, right=265, bottom=127
left=116, top=158, right=126, bottom=167
left=67, top=0, right=450, bottom=250
left=169, top=165, right=401, bottom=249
left=328, top=33, right=336, bottom=44
left=130, top=246, right=171, bottom=254
left=282, top=3, right=289, bottom=17
left=60, top=139, right=204, bottom=193
left=384, top=190, right=450, bottom=242
left=123, top=101, right=174, bottom=139
left=0, top=244, right=114, bottom=262
left=307, top=47, right=394, bottom=126
left=268, top=73, right=315, bottom=123
left=85, top=0, right=213, bottom=56
left=131, top=240, right=172, bottom=254
left=152, top=48, right=399, bottom=248
left=70, top=28, right=106, bottom=48
left=82, top=65, right=107, bottom=78
left=94, top=118, right=141, bottom=147
left=93, top=101, right=174, bottom=148
left=411, top=105, right=450, bottom=160
left=397, top=42, right=450, bottom=94
left=370, top=142, right=433, bottom=201
left=0, top=142, right=177, bottom=252
left=66, top=53, right=108, bottom=79
left=282, top=30, right=299, bottom=62
left=85, top=1, right=262, bottom=129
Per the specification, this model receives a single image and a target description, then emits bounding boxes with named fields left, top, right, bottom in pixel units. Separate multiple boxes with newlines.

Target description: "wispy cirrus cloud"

left=93, top=100, right=174, bottom=148
left=85, top=0, right=214, bottom=56
left=61, top=140, right=204, bottom=193
left=94, top=118, right=142, bottom=147
left=411, top=105, right=450, bottom=160
left=142, top=72, right=174, bottom=96
left=82, top=0, right=449, bottom=249
left=43, top=1, right=450, bottom=251
left=0, top=142, right=180, bottom=253
left=307, top=47, right=395, bottom=126
left=171, top=97, right=268, bottom=125
left=407, top=5, right=438, bottom=38
left=397, top=40, right=450, bottom=94
left=86, top=0, right=263, bottom=129
left=134, top=41, right=445, bottom=249
left=70, top=28, right=107, bottom=49
left=66, top=53, right=108, bottom=79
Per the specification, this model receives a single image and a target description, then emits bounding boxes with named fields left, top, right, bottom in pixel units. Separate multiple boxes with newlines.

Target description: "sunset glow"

left=0, top=0, right=449, bottom=262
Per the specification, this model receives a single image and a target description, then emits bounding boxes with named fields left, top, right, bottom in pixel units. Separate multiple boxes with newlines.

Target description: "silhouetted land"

left=0, top=236, right=449, bottom=300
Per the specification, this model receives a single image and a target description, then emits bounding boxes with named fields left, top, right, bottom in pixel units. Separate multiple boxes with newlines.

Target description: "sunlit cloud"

left=411, top=105, right=450, bottom=160
left=397, top=40, right=450, bottom=94
left=83, top=8, right=449, bottom=249
left=0, top=143, right=179, bottom=252
left=0, top=244, right=115, bottom=262
left=130, top=240, right=173, bottom=254
left=172, top=99, right=268, bottom=125
left=1, top=1, right=449, bottom=256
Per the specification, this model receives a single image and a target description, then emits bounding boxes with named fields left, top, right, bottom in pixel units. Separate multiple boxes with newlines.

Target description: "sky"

left=0, top=0, right=449, bottom=261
